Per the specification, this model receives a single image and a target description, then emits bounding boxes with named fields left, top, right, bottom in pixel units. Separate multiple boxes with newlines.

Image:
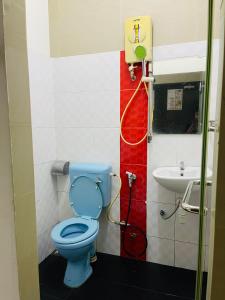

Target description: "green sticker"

left=135, top=45, right=146, bottom=59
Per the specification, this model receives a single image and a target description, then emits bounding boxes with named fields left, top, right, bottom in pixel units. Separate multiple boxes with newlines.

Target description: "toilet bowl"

left=51, top=217, right=99, bottom=288
left=51, top=163, right=112, bottom=288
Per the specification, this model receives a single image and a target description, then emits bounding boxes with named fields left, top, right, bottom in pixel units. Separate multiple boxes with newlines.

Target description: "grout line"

left=54, top=89, right=120, bottom=94
left=147, top=235, right=175, bottom=242
left=32, top=126, right=56, bottom=129
left=54, top=126, right=120, bottom=129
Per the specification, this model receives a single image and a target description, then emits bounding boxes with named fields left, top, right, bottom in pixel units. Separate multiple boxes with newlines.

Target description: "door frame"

left=206, top=0, right=225, bottom=299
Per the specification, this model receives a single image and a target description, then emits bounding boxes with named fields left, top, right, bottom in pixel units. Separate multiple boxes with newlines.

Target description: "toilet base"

left=64, top=256, right=93, bottom=288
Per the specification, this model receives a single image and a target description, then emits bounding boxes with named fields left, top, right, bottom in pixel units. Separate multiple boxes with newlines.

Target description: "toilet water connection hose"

left=107, top=173, right=148, bottom=258
left=120, top=62, right=154, bottom=146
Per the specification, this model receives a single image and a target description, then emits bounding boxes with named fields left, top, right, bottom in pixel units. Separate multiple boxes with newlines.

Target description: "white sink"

left=153, top=166, right=212, bottom=193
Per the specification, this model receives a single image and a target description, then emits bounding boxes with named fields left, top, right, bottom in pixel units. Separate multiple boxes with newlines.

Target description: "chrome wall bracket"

left=181, top=180, right=212, bottom=214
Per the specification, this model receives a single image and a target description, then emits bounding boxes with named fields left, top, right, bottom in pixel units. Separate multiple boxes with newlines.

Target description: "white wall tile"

left=58, top=191, right=74, bottom=221
left=53, top=51, right=120, bottom=93
left=27, top=1, right=58, bottom=262
left=97, top=211, right=120, bottom=256
left=147, top=201, right=175, bottom=239
left=175, top=135, right=202, bottom=166
left=32, top=128, right=56, bottom=164
left=175, top=208, right=200, bottom=244
left=175, top=189, right=210, bottom=245
left=153, top=41, right=207, bottom=62
left=55, top=90, right=120, bottom=128
left=148, top=135, right=177, bottom=167
left=28, top=54, right=53, bottom=92
left=30, top=88, right=55, bottom=128
left=34, top=162, right=58, bottom=204
left=91, top=128, right=120, bottom=167
left=175, top=241, right=198, bottom=270
left=56, top=127, right=95, bottom=162
left=56, top=127, right=120, bottom=168
left=147, top=236, right=174, bottom=266
left=37, top=227, right=55, bottom=264
left=56, top=175, right=70, bottom=192
left=35, top=192, right=58, bottom=238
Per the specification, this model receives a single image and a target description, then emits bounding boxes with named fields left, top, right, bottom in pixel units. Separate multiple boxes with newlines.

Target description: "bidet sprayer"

left=126, top=171, right=136, bottom=188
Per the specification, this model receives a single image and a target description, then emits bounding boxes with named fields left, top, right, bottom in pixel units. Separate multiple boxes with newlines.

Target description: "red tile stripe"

left=120, top=51, right=148, bottom=261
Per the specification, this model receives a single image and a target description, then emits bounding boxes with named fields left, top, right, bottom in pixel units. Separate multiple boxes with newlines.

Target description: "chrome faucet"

left=179, top=161, right=185, bottom=176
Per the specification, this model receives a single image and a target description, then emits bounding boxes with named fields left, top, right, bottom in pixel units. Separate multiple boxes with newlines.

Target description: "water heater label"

left=167, top=89, right=183, bottom=110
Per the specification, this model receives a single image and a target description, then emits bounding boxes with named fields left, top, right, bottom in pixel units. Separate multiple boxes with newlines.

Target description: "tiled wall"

left=26, top=0, right=58, bottom=263
left=27, top=36, right=218, bottom=270
left=51, top=41, right=213, bottom=270
left=53, top=52, right=121, bottom=256
left=147, top=135, right=211, bottom=270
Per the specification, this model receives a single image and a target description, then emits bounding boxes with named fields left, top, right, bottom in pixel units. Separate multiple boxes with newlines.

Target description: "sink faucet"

left=179, top=161, right=185, bottom=176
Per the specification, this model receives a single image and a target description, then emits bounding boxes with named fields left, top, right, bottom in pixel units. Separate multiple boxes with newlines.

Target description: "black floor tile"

left=67, top=277, right=189, bottom=300
left=39, top=255, right=73, bottom=300
left=39, top=252, right=207, bottom=300
left=41, top=294, right=59, bottom=300
left=92, top=253, right=197, bottom=299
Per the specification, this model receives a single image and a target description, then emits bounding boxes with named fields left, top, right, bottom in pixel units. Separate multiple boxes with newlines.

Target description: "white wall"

left=53, top=52, right=121, bottom=256
left=52, top=41, right=216, bottom=270
left=26, top=0, right=58, bottom=262
left=146, top=40, right=220, bottom=271
left=48, top=0, right=212, bottom=57
left=147, top=135, right=211, bottom=270
left=27, top=30, right=218, bottom=269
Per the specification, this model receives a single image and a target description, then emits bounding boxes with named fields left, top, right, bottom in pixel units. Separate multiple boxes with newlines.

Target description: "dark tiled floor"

left=39, top=253, right=207, bottom=300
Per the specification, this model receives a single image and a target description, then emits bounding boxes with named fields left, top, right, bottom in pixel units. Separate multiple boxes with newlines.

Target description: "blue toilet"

left=51, top=163, right=112, bottom=288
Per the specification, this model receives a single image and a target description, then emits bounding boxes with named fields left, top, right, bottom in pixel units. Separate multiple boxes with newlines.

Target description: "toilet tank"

left=69, top=163, right=112, bottom=207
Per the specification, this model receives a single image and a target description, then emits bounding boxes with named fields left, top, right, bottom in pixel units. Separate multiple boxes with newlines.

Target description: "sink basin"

left=153, top=166, right=212, bottom=193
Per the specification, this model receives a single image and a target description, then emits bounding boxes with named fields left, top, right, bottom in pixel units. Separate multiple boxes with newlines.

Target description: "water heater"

left=124, top=16, right=153, bottom=64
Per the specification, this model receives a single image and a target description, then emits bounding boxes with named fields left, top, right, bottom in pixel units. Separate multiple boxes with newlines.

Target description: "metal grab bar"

left=181, top=180, right=212, bottom=214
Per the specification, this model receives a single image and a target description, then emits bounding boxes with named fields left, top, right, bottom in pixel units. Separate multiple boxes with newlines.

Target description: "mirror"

left=153, top=79, right=204, bottom=134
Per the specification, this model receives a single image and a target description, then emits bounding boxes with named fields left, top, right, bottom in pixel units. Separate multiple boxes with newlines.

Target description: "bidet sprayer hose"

left=107, top=173, right=123, bottom=225
left=107, top=172, right=148, bottom=258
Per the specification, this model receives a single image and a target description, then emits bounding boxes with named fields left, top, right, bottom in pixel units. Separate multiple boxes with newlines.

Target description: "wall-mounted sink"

left=153, top=166, right=212, bottom=193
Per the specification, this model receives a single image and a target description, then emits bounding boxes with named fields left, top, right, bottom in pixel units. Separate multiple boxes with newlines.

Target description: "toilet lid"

left=69, top=175, right=103, bottom=219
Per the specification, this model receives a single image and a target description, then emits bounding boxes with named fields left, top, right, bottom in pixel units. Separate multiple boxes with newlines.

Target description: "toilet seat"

left=51, top=217, right=98, bottom=245
left=69, top=175, right=103, bottom=219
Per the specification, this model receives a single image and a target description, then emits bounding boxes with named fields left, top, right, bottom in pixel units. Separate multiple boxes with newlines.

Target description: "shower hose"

left=120, top=78, right=152, bottom=146
left=107, top=174, right=148, bottom=258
